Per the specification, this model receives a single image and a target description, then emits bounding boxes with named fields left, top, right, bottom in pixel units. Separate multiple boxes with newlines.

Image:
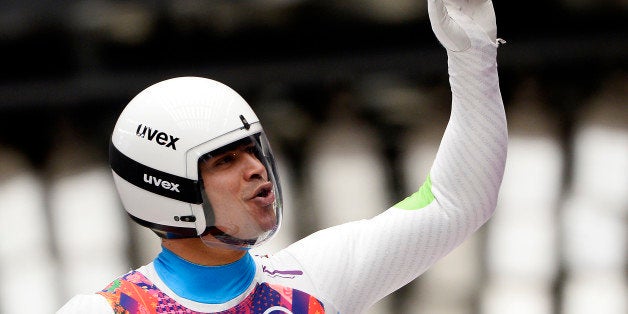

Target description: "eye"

left=244, top=144, right=257, bottom=155
left=214, top=153, right=237, bottom=166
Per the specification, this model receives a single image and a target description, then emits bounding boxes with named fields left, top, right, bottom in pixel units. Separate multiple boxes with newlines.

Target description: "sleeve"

left=56, top=294, right=114, bottom=314
left=280, top=3, right=508, bottom=313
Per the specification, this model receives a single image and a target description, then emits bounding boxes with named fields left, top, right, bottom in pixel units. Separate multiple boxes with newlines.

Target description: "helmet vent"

left=239, top=115, right=251, bottom=130
left=174, top=215, right=196, bottom=222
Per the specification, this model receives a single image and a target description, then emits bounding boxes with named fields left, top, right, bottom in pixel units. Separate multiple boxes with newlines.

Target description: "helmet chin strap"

left=204, top=226, right=259, bottom=247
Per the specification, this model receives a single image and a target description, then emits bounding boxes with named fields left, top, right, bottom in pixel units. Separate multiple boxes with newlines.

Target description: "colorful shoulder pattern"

left=97, top=270, right=326, bottom=314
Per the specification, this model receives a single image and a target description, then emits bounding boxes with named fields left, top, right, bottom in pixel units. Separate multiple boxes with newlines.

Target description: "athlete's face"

left=198, top=141, right=277, bottom=240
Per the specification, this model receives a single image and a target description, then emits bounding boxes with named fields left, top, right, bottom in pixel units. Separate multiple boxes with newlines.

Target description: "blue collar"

left=153, top=247, right=256, bottom=303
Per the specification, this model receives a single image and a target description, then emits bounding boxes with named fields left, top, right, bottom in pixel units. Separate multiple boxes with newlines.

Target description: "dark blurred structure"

left=0, top=0, right=626, bottom=167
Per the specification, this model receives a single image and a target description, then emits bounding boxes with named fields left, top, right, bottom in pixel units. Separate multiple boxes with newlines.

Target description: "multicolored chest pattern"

left=97, top=271, right=325, bottom=314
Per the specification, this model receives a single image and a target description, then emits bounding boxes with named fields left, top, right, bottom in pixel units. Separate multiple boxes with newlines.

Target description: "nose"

left=241, top=152, right=267, bottom=181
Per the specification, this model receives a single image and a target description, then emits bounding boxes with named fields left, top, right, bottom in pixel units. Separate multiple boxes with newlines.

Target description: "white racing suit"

left=57, top=1, right=507, bottom=312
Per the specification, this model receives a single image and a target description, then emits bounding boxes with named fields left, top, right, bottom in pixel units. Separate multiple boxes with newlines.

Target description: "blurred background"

left=0, top=0, right=626, bottom=313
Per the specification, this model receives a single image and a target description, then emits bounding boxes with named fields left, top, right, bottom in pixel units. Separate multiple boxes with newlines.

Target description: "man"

left=58, top=0, right=507, bottom=313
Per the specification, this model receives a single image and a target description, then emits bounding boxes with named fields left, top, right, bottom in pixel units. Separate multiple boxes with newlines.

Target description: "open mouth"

left=256, top=187, right=271, bottom=197
left=251, top=182, right=275, bottom=207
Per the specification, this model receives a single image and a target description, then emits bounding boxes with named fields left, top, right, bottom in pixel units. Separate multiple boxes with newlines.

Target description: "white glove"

left=427, top=0, right=499, bottom=52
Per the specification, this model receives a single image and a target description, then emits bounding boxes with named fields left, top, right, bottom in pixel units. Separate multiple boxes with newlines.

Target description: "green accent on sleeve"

left=394, top=174, right=434, bottom=210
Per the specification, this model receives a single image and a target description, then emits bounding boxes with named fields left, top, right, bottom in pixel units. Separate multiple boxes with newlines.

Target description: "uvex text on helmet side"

left=136, top=123, right=179, bottom=150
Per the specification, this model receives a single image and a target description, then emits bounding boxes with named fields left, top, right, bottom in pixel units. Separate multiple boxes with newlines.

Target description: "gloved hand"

left=427, top=0, right=499, bottom=52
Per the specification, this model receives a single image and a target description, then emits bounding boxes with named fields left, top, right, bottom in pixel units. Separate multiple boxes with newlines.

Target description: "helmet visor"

left=197, top=133, right=282, bottom=250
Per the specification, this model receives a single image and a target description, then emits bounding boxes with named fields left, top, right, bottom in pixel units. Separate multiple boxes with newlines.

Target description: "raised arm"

left=425, top=0, right=507, bottom=223
left=280, top=1, right=507, bottom=312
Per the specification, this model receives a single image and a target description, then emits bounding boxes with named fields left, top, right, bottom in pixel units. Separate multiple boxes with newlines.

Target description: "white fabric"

left=57, top=293, right=113, bottom=314
left=58, top=0, right=506, bottom=312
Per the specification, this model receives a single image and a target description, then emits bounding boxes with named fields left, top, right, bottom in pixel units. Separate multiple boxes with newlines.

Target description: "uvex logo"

left=136, top=124, right=179, bottom=150
left=143, top=174, right=180, bottom=192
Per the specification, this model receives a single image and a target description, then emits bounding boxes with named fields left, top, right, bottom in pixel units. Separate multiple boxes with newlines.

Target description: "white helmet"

left=109, top=76, right=282, bottom=250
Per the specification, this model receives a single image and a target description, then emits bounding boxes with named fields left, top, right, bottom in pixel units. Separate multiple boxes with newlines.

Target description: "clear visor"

left=196, top=133, right=282, bottom=250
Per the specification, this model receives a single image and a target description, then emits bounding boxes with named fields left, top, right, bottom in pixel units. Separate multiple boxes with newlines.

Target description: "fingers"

left=428, top=0, right=448, bottom=22
left=428, top=0, right=498, bottom=51
left=444, top=0, right=488, bottom=14
left=451, top=0, right=497, bottom=42
left=471, top=0, right=497, bottom=42
left=428, top=0, right=470, bottom=51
